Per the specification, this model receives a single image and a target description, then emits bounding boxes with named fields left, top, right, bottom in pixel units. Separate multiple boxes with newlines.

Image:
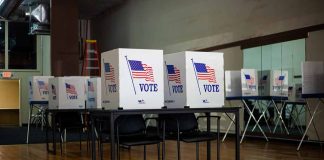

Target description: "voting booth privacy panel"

left=241, top=69, right=258, bottom=96
left=29, top=76, right=54, bottom=101
left=258, top=70, right=289, bottom=97
left=302, top=61, right=324, bottom=94
left=225, top=71, right=242, bottom=98
left=87, top=77, right=102, bottom=109
left=49, top=77, right=86, bottom=109
left=101, top=48, right=164, bottom=109
left=164, top=51, right=224, bottom=108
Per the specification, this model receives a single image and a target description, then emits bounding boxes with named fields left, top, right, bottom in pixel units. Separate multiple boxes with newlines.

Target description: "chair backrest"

left=116, top=115, right=146, bottom=135
left=95, top=115, right=111, bottom=133
left=159, top=113, right=198, bottom=132
left=55, top=111, right=83, bottom=128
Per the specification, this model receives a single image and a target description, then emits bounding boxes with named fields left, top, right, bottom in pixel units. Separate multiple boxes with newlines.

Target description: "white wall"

left=92, top=0, right=324, bottom=53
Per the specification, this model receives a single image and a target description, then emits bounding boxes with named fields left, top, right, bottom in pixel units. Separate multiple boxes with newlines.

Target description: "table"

left=45, top=108, right=86, bottom=154
left=26, top=101, right=48, bottom=144
left=89, top=107, right=241, bottom=160
left=297, top=94, right=324, bottom=151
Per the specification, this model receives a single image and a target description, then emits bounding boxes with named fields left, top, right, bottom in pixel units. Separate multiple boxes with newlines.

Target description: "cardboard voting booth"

left=164, top=51, right=224, bottom=108
left=302, top=61, right=324, bottom=94
left=64, top=76, right=90, bottom=99
left=87, top=77, right=102, bottom=109
left=29, top=76, right=54, bottom=101
left=241, top=69, right=258, bottom=97
left=258, top=70, right=289, bottom=97
left=225, top=71, right=242, bottom=98
left=48, top=77, right=86, bottom=109
left=101, top=48, right=164, bottom=109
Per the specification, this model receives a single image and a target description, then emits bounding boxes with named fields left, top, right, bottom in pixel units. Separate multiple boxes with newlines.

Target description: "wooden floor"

left=0, top=138, right=323, bottom=160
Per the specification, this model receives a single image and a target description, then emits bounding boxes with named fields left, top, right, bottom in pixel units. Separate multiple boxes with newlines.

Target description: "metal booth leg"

left=297, top=99, right=321, bottom=151
left=271, top=99, right=289, bottom=135
left=241, top=100, right=268, bottom=143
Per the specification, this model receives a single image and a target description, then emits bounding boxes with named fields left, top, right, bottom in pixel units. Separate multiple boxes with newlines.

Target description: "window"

left=243, top=39, right=305, bottom=85
left=8, top=22, right=36, bottom=69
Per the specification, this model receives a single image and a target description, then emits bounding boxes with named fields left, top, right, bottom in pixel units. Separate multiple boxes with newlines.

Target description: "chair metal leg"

left=157, top=143, right=160, bottom=160
left=177, top=140, right=181, bottom=160
left=196, top=142, right=199, bottom=160
left=162, top=121, right=166, bottom=160
left=60, top=131, right=63, bottom=155
left=144, top=145, right=147, bottom=160
left=79, top=128, right=82, bottom=151
left=100, top=142, right=104, bottom=160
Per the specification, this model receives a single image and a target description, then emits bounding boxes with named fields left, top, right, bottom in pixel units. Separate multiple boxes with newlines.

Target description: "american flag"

left=37, top=80, right=48, bottom=90
left=167, top=65, right=181, bottom=84
left=194, top=63, right=216, bottom=83
left=275, top=75, right=285, bottom=86
left=244, top=74, right=255, bottom=85
left=65, top=83, right=77, bottom=95
left=128, top=60, right=154, bottom=82
left=88, top=81, right=95, bottom=92
left=104, top=63, right=115, bottom=83
left=259, top=75, right=267, bottom=85
left=51, top=85, right=56, bottom=95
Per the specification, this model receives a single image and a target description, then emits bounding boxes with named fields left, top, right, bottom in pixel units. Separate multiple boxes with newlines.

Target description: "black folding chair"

left=116, top=115, right=164, bottom=160
left=55, top=111, right=84, bottom=155
left=159, top=113, right=220, bottom=160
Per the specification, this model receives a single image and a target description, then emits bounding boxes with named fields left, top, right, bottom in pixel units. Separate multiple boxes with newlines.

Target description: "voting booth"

left=101, top=48, right=164, bottom=109
left=87, top=77, right=102, bottom=109
left=241, top=69, right=258, bottom=97
left=241, top=69, right=259, bottom=97
left=65, top=76, right=90, bottom=100
left=29, top=76, right=54, bottom=101
left=258, top=70, right=289, bottom=97
left=301, top=61, right=324, bottom=94
left=225, top=71, right=242, bottom=98
left=164, top=51, right=224, bottom=108
left=48, top=77, right=86, bottom=109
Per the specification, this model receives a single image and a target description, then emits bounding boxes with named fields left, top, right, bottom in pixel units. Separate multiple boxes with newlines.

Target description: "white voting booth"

left=297, top=61, right=324, bottom=150
left=101, top=48, right=164, bottom=109
left=87, top=77, right=102, bottom=109
left=241, top=69, right=258, bottom=97
left=65, top=76, right=90, bottom=106
left=258, top=70, right=289, bottom=97
left=302, top=61, right=324, bottom=94
left=29, top=76, right=54, bottom=101
left=48, top=77, right=86, bottom=109
left=225, top=71, right=242, bottom=98
left=164, top=51, right=224, bottom=108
